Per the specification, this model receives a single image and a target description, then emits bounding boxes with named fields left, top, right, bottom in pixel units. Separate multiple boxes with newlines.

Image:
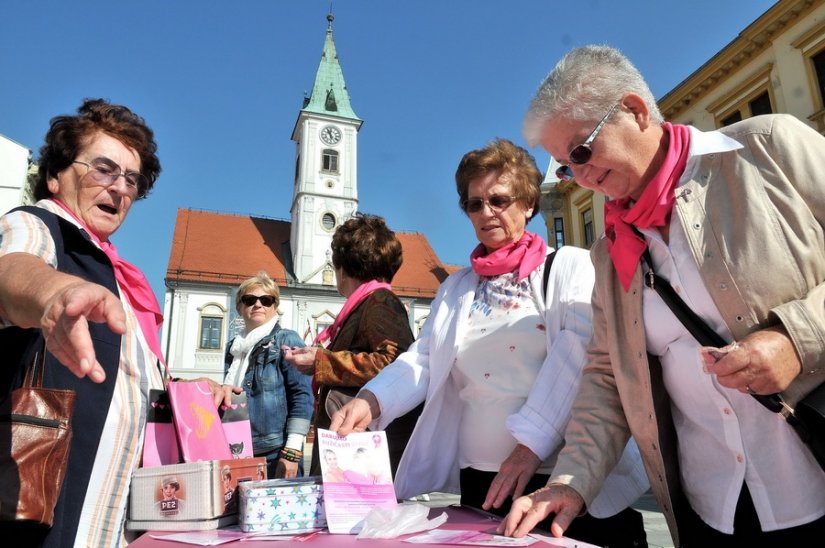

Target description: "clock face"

left=320, top=125, right=342, bottom=145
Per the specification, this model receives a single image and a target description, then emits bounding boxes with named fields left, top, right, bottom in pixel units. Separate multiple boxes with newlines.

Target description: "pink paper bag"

left=142, top=388, right=181, bottom=467
left=167, top=380, right=232, bottom=462
left=220, top=392, right=254, bottom=459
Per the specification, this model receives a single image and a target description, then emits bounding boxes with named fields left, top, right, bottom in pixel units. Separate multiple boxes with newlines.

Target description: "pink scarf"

left=470, top=230, right=547, bottom=282
left=603, top=123, right=691, bottom=291
left=50, top=199, right=166, bottom=365
left=313, top=280, right=393, bottom=346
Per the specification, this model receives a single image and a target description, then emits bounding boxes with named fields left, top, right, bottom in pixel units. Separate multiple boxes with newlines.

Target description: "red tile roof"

left=165, top=208, right=462, bottom=298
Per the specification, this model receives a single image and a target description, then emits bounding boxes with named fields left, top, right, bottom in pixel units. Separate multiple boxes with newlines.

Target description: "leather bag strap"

left=639, top=248, right=794, bottom=420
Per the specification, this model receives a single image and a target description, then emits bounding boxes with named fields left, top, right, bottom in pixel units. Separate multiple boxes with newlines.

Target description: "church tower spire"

left=290, top=11, right=362, bottom=285
left=301, top=12, right=360, bottom=121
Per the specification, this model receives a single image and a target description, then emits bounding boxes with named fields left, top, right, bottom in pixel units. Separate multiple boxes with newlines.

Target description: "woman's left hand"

left=275, top=458, right=299, bottom=479
left=281, top=345, right=318, bottom=375
left=703, top=325, right=802, bottom=395
left=483, top=443, right=541, bottom=511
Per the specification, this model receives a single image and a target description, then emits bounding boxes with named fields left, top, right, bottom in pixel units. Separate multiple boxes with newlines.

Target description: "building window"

left=793, top=22, right=825, bottom=132
left=582, top=209, right=594, bottom=246
left=199, top=316, right=223, bottom=350
left=812, top=48, right=825, bottom=106
left=321, top=212, right=336, bottom=231
left=294, top=154, right=300, bottom=185
left=709, top=65, right=774, bottom=128
left=554, top=217, right=565, bottom=249
left=322, top=149, right=339, bottom=173
left=719, top=89, right=773, bottom=126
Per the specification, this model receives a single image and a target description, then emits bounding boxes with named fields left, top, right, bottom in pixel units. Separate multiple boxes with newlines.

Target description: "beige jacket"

left=552, top=114, right=825, bottom=546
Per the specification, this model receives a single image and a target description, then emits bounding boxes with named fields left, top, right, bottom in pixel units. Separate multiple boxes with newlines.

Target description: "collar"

left=682, top=126, right=744, bottom=182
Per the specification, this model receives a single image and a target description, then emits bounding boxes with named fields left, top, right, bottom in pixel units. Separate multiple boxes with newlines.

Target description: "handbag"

left=640, top=248, right=825, bottom=470
left=0, top=345, right=76, bottom=527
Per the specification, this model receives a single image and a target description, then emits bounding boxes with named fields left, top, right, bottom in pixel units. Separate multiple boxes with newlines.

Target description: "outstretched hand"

left=281, top=345, right=318, bottom=375
left=40, top=281, right=127, bottom=383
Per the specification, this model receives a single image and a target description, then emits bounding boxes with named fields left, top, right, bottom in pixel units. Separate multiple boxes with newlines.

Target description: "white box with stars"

left=238, top=476, right=326, bottom=534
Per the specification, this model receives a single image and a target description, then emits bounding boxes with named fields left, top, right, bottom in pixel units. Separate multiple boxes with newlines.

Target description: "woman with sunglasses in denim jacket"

left=201, top=271, right=313, bottom=479
left=329, top=139, right=649, bottom=548
left=500, top=45, right=825, bottom=547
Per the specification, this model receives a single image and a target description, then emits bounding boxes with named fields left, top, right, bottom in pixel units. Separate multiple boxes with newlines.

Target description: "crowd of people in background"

left=3, top=40, right=825, bottom=548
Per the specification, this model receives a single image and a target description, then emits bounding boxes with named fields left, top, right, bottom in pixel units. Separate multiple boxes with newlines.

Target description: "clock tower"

left=290, top=13, right=362, bottom=285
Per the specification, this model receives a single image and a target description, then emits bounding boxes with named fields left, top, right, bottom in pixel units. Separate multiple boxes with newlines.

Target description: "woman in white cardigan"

left=331, top=139, right=649, bottom=547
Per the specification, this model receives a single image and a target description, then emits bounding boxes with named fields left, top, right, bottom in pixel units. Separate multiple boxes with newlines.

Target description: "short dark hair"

left=35, top=98, right=161, bottom=200
left=455, top=138, right=541, bottom=220
left=331, top=213, right=403, bottom=283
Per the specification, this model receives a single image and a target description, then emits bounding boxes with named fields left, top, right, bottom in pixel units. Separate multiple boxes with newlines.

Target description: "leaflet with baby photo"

left=316, top=428, right=397, bottom=534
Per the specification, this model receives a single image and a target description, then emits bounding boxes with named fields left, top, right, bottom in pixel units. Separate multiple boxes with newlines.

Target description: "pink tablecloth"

left=129, top=505, right=559, bottom=547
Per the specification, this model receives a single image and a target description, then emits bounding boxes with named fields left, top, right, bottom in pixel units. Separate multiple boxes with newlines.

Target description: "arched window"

left=198, top=303, right=226, bottom=350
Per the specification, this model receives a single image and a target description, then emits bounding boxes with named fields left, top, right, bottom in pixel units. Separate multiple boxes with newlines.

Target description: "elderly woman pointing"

left=0, top=98, right=163, bottom=547
left=331, top=138, right=648, bottom=548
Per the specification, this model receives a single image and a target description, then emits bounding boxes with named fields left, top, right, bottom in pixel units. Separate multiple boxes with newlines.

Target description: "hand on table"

left=483, top=444, right=541, bottom=511
left=497, top=483, right=585, bottom=539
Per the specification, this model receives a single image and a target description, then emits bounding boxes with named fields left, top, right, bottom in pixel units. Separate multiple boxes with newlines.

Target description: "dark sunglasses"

left=555, top=103, right=621, bottom=182
left=462, top=194, right=518, bottom=214
left=240, top=294, right=276, bottom=307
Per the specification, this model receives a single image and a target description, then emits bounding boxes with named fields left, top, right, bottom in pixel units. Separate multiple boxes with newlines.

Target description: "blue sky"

left=1, top=0, right=777, bottom=302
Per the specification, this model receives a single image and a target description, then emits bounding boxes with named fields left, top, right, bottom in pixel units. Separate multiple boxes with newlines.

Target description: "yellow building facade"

left=542, top=0, right=825, bottom=249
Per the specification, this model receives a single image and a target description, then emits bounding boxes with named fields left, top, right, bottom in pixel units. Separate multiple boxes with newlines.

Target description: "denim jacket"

left=224, top=323, right=314, bottom=454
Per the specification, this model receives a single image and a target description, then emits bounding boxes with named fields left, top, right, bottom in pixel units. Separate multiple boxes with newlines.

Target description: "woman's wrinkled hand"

left=483, top=444, right=541, bottom=511
left=40, top=281, right=126, bottom=383
left=497, top=483, right=585, bottom=539
left=703, top=325, right=802, bottom=395
left=281, top=345, right=318, bottom=375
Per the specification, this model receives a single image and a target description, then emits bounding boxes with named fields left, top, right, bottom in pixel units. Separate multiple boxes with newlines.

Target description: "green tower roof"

left=302, top=13, right=360, bottom=122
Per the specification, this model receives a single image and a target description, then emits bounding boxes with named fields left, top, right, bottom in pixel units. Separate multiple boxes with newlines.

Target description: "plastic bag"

left=356, top=503, right=448, bottom=539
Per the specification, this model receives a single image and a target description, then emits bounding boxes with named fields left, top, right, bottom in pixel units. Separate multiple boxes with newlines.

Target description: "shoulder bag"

left=0, top=344, right=76, bottom=527
left=640, top=248, right=825, bottom=470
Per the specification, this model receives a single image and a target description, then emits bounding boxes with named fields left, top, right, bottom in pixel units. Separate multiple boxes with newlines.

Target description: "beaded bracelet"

left=279, top=447, right=303, bottom=463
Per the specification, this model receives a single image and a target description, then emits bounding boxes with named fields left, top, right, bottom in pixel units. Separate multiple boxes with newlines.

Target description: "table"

left=128, top=505, right=569, bottom=547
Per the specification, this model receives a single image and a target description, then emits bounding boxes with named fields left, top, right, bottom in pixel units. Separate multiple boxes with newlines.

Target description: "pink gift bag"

left=142, top=388, right=181, bottom=467
left=220, top=392, right=254, bottom=459
left=167, top=380, right=231, bottom=462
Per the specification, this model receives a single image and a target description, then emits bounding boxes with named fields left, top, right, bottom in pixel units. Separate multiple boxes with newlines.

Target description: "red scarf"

left=470, top=230, right=547, bottom=282
left=603, top=123, right=691, bottom=291
left=313, top=280, right=393, bottom=346
left=50, top=199, right=166, bottom=365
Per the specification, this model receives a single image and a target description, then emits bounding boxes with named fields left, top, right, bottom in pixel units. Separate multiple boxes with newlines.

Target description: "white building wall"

left=162, top=281, right=433, bottom=382
left=0, top=135, right=31, bottom=215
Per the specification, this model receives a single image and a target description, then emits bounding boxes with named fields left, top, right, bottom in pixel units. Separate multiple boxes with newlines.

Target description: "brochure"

left=315, top=428, right=397, bottom=533
left=403, top=528, right=538, bottom=546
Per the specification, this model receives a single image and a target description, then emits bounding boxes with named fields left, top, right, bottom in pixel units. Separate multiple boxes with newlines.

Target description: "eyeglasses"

left=462, top=194, right=519, bottom=214
left=73, top=157, right=148, bottom=198
left=555, top=103, right=621, bottom=182
left=240, top=294, right=277, bottom=307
